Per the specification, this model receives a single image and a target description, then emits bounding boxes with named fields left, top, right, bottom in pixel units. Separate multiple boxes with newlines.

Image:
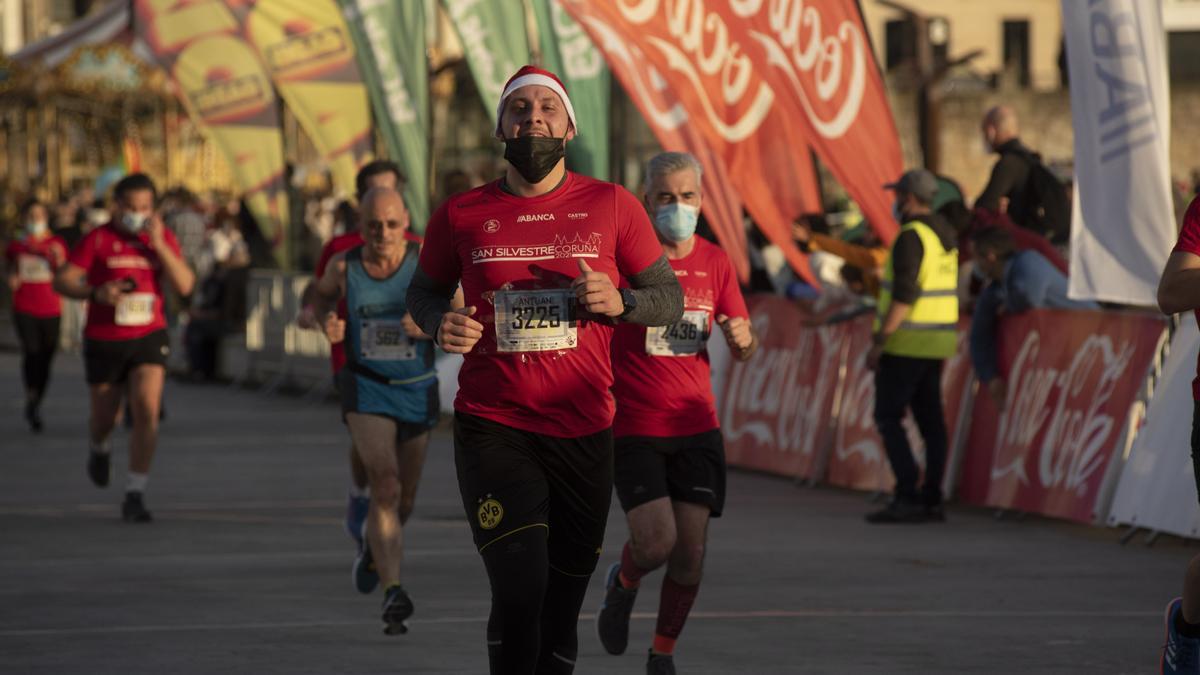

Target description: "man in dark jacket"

left=976, top=106, right=1066, bottom=243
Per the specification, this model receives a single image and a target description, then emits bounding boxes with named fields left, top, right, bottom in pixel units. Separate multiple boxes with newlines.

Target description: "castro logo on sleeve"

left=477, top=497, right=504, bottom=530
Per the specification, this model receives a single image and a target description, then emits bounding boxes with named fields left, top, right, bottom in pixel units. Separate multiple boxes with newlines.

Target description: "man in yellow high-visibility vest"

left=866, top=169, right=959, bottom=524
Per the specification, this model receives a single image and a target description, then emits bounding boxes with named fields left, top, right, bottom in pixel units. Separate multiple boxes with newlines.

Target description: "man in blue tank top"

left=312, top=187, right=440, bottom=635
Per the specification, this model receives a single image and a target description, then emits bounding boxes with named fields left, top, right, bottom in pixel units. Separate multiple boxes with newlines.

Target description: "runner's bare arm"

left=310, top=254, right=347, bottom=319
left=1158, top=250, right=1200, bottom=315
left=623, top=256, right=684, bottom=326
left=148, top=215, right=195, bottom=297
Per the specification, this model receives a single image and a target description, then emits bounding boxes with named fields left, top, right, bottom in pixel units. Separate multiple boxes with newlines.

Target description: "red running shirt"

left=419, top=173, right=663, bottom=437
left=68, top=223, right=182, bottom=341
left=6, top=235, right=67, bottom=318
left=1173, top=196, right=1200, bottom=400
left=315, top=230, right=421, bottom=374
left=611, top=237, right=749, bottom=438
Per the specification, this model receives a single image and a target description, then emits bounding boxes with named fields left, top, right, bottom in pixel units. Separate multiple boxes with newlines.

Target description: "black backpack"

left=1012, top=149, right=1071, bottom=244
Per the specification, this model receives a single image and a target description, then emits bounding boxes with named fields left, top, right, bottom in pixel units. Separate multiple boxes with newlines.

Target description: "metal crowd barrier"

left=243, top=270, right=333, bottom=398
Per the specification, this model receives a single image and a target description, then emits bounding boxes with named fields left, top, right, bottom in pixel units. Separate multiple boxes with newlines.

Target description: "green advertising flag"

left=441, top=0, right=532, bottom=126
left=338, top=0, right=431, bottom=232
left=529, top=0, right=610, bottom=179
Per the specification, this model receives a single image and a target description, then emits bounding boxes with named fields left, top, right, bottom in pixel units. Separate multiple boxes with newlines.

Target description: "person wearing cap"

left=406, top=65, right=683, bottom=674
left=865, top=169, right=959, bottom=524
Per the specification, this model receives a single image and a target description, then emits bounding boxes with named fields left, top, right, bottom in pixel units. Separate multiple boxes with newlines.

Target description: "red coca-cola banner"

left=956, top=310, right=1165, bottom=522
left=825, top=316, right=974, bottom=493
left=564, top=1, right=752, bottom=282
left=562, top=0, right=825, bottom=284
left=563, top=0, right=904, bottom=258
left=721, top=295, right=849, bottom=479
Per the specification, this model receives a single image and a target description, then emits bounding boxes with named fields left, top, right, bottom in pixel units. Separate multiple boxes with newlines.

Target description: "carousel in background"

left=0, top=1, right=236, bottom=231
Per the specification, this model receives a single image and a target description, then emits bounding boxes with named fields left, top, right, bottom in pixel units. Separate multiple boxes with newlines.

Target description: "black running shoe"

left=597, top=562, right=638, bottom=655
left=87, top=451, right=111, bottom=488
left=647, top=650, right=676, bottom=675
left=353, top=540, right=379, bottom=594
left=121, top=492, right=153, bottom=523
left=865, top=497, right=929, bottom=524
left=25, top=402, right=42, bottom=433
left=381, top=584, right=414, bottom=635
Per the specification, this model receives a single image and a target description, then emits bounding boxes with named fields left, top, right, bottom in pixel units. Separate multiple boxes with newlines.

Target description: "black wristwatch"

left=619, top=288, right=637, bottom=318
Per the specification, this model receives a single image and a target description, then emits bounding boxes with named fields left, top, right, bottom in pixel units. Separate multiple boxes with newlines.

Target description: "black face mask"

left=503, top=136, right=566, bottom=184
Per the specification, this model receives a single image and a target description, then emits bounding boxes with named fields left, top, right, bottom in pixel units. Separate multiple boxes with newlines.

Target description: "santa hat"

left=494, top=65, right=577, bottom=138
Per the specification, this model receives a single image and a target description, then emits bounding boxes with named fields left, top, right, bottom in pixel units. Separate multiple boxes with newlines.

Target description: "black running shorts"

left=453, top=412, right=613, bottom=573
left=613, top=428, right=727, bottom=517
left=83, top=330, right=170, bottom=385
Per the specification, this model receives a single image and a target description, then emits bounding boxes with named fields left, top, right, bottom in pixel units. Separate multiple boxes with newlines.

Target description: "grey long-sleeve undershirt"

left=405, top=255, right=684, bottom=342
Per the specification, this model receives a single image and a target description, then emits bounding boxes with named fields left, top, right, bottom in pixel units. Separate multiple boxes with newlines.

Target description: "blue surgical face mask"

left=654, top=202, right=699, bottom=243
left=121, top=211, right=148, bottom=233
left=25, top=220, right=47, bottom=237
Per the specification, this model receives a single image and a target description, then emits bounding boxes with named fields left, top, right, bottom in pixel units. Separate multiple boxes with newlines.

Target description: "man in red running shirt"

left=596, top=152, right=757, bottom=675
left=407, top=65, right=683, bottom=675
left=5, top=198, right=69, bottom=432
left=54, top=173, right=195, bottom=522
left=1156, top=195, right=1200, bottom=673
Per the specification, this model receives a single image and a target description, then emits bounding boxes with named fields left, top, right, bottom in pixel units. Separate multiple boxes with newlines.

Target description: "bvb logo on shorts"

left=477, top=497, right=504, bottom=530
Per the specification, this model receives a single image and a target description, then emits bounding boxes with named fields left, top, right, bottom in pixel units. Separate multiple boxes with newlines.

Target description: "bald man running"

left=311, top=187, right=441, bottom=635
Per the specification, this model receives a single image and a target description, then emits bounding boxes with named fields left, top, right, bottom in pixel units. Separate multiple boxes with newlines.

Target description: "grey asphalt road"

left=0, top=351, right=1192, bottom=674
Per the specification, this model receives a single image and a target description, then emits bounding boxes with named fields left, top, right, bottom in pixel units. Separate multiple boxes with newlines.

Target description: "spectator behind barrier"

left=968, top=227, right=1098, bottom=408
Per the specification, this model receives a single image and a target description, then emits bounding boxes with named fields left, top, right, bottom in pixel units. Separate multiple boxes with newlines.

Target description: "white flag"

left=1063, top=0, right=1174, bottom=306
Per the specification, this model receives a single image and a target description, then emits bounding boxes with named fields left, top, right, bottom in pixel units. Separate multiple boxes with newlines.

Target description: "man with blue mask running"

left=597, top=152, right=757, bottom=675
left=54, top=173, right=195, bottom=522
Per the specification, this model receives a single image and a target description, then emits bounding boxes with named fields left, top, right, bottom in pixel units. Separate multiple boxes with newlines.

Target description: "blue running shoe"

left=1164, top=597, right=1200, bottom=674
left=353, top=539, right=379, bottom=595
left=345, top=494, right=369, bottom=546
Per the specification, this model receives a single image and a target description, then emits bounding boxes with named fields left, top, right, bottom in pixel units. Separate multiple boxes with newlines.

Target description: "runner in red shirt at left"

left=54, top=173, right=195, bottom=523
left=4, top=198, right=68, bottom=432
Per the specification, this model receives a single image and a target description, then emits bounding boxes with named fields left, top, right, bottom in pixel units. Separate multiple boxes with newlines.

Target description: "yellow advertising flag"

left=240, top=0, right=375, bottom=199
left=136, top=0, right=290, bottom=257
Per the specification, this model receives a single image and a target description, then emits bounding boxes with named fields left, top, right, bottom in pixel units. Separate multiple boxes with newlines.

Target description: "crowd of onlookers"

left=7, top=104, right=1200, bottom=393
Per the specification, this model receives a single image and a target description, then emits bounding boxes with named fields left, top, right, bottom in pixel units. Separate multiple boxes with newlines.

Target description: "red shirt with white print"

left=6, top=234, right=67, bottom=318
left=419, top=173, right=663, bottom=437
left=611, top=236, right=749, bottom=437
left=1172, top=196, right=1200, bottom=400
left=69, top=223, right=182, bottom=341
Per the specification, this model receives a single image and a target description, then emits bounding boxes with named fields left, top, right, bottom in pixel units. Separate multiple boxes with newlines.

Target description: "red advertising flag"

left=956, top=310, right=1165, bottom=522
left=826, top=316, right=975, bottom=493
left=730, top=0, right=905, bottom=244
left=562, top=0, right=824, bottom=284
left=720, top=295, right=849, bottom=479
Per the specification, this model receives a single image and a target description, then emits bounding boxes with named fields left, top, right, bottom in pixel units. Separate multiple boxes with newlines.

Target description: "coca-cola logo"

left=736, top=0, right=868, bottom=139
left=722, top=310, right=839, bottom=458
left=616, top=0, right=776, bottom=142
left=578, top=15, right=689, bottom=131
left=991, top=331, right=1135, bottom=495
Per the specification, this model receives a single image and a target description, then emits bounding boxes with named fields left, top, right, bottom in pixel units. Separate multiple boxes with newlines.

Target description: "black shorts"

left=83, top=330, right=170, bottom=385
left=453, top=412, right=613, bottom=575
left=614, top=429, right=727, bottom=517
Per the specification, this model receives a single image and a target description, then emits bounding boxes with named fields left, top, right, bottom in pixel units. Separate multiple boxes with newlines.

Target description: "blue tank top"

left=344, top=244, right=435, bottom=385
